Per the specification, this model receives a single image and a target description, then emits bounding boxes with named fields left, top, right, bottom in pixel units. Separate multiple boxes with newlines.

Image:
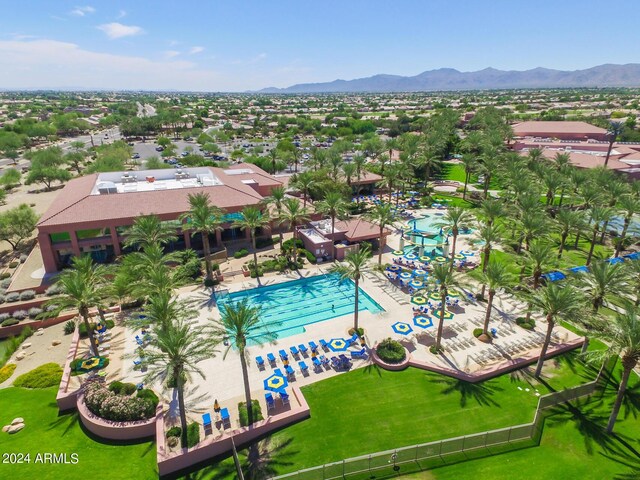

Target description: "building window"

left=50, top=232, right=71, bottom=244
left=76, top=228, right=111, bottom=240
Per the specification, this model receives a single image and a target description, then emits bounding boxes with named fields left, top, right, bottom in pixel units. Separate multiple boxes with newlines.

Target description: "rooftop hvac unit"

left=97, top=181, right=117, bottom=194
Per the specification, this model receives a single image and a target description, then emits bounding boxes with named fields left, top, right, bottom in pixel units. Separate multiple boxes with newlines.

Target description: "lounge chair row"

left=256, top=335, right=365, bottom=369
left=202, top=407, right=230, bottom=433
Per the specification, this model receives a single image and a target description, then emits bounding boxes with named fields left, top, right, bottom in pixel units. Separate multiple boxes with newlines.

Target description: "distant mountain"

left=258, top=64, right=640, bottom=93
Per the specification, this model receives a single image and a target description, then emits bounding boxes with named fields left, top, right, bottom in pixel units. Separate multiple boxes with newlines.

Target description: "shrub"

left=2, top=319, right=19, bottom=327
left=203, top=277, right=218, bottom=287
left=84, top=380, right=156, bottom=421
left=105, top=319, right=115, bottom=329
left=0, top=326, right=32, bottom=366
left=19, top=290, right=36, bottom=301
left=0, top=272, right=11, bottom=280
left=429, top=344, right=444, bottom=355
left=136, top=389, right=159, bottom=409
left=211, top=262, right=220, bottom=272
left=109, top=381, right=137, bottom=395
left=282, top=238, right=303, bottom=252
left=45, top=284, right=62, bottom=296
left=473, top=328, right=483, bottom=338
left=0, top=295, right=5, bottom=305
left=19, top=254, right=27, bottom=263
left=12, top=310, right=28, bottom=320
left=13, top=363, right=63, bottom=388
left=5, top=292, right=20, bottom=302
left=302, top=249, right=316, bottom=264
left=64, top=320, right=76, bottom=335
left=375, top=338, right=406, bottom=364
left=238, top=399, right=263, bottom=426
left=0, top=364, right=16, bottom=384
left=255, top=236, right=275, bottom=249
left=0, top=313, right=10, bottom=322
left=108, top=381, right=124, bottom=393
left=233, top=248, right=249, bottom=259
left=28, top=307, right=43, bottom=319
left=516, top=317, right=536, bottom=330
left=0, top=278, right=12, bottom=288
left=187, top=422, right=200, bottom=448
left=8, top=261, right=18, bottom=269
left=167, top=436, right=179, bottom=448
left=166, top=426, right=181, bottom=438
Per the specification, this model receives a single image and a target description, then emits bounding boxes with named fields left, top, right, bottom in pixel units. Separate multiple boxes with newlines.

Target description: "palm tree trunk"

left=435, top=291, right=447, bottom=350
left=303, top=189, right=307, bottom=209
left=378, top=226, right=384, bottom=265
left=480, top=246, right=491, bottom=298
left=239, top=350, right=254, bottom=425
left=251, top=232, right=259, bottom=279
left=558, top=232, right=568, bottom=258
left=615, top=218, right=630, bottom=257
left=534, top=316, right=554, bottom=378
left=81, top=308, right=99, bottom=356
left=462, top=172, right=469, bottom=200
left=202, top=232, right=213, bottom=281
left=574, top=231, right=580, bottom=249
left=586, top=227, right=598, bottom=266
left=483, top=291, right=494, bottom=335
left=449, top=233, right=458, bottom=272
left=177, top=378, right=189, bottom=449
left=353, top=277, right=360, bottom=331
left=599, top=220, right=609, bottom=244
left=606, top=365, right=632, bottom=433
left=558, top=189, right=565, bottom=207
left=604, top=141, right=614, bottom=167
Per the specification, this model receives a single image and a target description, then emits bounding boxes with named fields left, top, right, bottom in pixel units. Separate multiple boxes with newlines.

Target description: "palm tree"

left=315, top=191, right=350, bottom=243
left=364, top=203, right=397, bottom=265
left=516, top=211, right=547, bottom=253
left=625, top=260, right=640, bottom=306
left=291, top=172, right=316, bottom=208
left=124, top=243, right=185, bottom=298
left=262, top=186, right=286, bottom=250
left=460, top=153, right=477, bottom=200
left=480, top=260, right=515, bottom=336
left=342, top=162, right=356, bottom=187
left=586, top=206, right=615, bottom=266
left=604, top=121, right=625, bottom=167
left=278, top=198, right=310, bottom=266
left=476, top=223, right=503, bottom=298
left=527, top=283, right=585, bottom=378
left=144, top=317, right=216, bottom=449
left=555, top=209, right=585, bottom=258
left=520, top=240, right=555, bottom=289
left=233, top=206, right=269, bottom=278
left=210, top=300, right=277, bottom=426
left=435, top=207, right=474, bottom=270
left=179, top=193, right=224, bottom=282
left=588, top=306, right=640, bottom=433
left=429, top=263, right=465, bottom=351
left=124, top=215, right=178, bottom=250
left=49, top=256, right=109, bottom=356
left=615, top=194, right=640, bottom=257
left=329, top=244, right=371, bottom=331
left=478, top=198, right=505, bottom=227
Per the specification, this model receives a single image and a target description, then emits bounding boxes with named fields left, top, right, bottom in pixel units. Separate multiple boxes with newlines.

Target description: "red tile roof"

left=513, top=121, right=606, bottom=136
left=333, top=218, right=391, bottom=241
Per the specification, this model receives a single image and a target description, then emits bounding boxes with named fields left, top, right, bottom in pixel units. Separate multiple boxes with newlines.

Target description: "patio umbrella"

left=81, top=357, right=101, bottom=370
left=408, top=280, right=424, bottom=289
left=419, top=255, right=431, bottom=263
left=413, top=315, right=434, bottom=329
left=607, top=257, right=624, bottom=265
left=428, top=291, right=442, bottom=301
left=392, top=250, right=404, bottom=256
left=454, top=253, right=465, bottom=260
left=387, top=265, right=401, bottom=272
left=264, top=373, right=288, bottom=392
left=432, top=309, right=454, bottom=320
left=405, top=253, right=418, bottom=261
left=399, top=272, right=413, bottom=281
left=460, top=250, right=474, bottom=257
left=411, top=296, right=428, bottom=305
left=413, top=269, right=427, bottom=277
left=327, top=338, right=348, bottom=352
left=392, top=322, right=413, bottom=335
left=447, top=291, right=460, bottom=299
left=434, top=256, right=447, bottom=263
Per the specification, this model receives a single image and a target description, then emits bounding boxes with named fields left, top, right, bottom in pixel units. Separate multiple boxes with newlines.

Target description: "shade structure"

left=81, top=357, right=101, bottom=370
left=405, top=253, right=418, bottom=261
left=419, top=255, right=431, bottom=263
left=387, top=265, right=401, bottom=272
left=264, top=373, right=288, bottom=392
left=392, top=322, right=413, bottom=335
left=411, top=296, right=428, bottom=305
left=432, top=308, right=454, bottom=320
left=624, top=252, right=639, bottom=260
left=447, top=291, right=460, bottom=299
left=392, top=250, right=404, bottom=256
left=454, top=253, right=465, bottom=260
left=413, top=269, right=428, bottom=277
left=434, top=256, right=447, bottom=263
left=399, top=272, right=413, bottom=280
left=409, top=280, right=424, bottom=289
left=607, top=257, right=624, bottom=265
left=413, top=315, right=434, bottom=329
left=460, top=250, right=474, bottom=257
left=428, top=291, right=442, bottom=300
left=327, top=338, right=348, bottom=352
left=569, top=266, right=589, bottom=274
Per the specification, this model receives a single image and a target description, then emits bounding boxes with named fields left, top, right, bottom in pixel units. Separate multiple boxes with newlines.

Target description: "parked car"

left=131, top=153, right=140, bottom=159
left=155, top=146, right=164, bottom=152
left=181, top=151, right=189, bottom=157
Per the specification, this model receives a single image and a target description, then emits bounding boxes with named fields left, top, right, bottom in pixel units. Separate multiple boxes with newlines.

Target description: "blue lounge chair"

left=330, top=356, right=341, bottom=369
left=220, top=407, right=230, bottom=428
left=312, top=357, right=322, bottom=370
left=256, top=356, right=265, bottom=368
left=280, top=390, right=290, bottom=406
left=136, top=382, right=144, bottom=390
left=274, top=368, right=284, bottom=377
left=133, top=358, right=142, bottom=366
left=265, top=393, right=275, bottom=411
left=320, top=355, right=330, bottom=366
left=346, top=333, right=358, bottom=345
left=298, top=344, right=308, bottom=355
left=202, top=412, right=212, bottom=429
left=267, top=352, right=276, bottom=365
left=298, top=360, right=309, bottom=374
left=350, top=348, right=367, bottom=359
left=285, top=364, right=295, bottom=378
left=319, top=339, right=329, bottom=351
left=279, top=349, right=289, bottom=361
left=290, top=345, right=299, bottom=357
left=309, top=341, right=319, bottom=352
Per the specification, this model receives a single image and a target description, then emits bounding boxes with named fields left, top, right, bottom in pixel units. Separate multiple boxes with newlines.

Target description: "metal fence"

left=270, top=381, right=598, bottom=480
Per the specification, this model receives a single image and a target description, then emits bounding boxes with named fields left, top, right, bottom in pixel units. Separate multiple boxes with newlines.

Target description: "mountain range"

left=258, top=64, right=640, bottom=93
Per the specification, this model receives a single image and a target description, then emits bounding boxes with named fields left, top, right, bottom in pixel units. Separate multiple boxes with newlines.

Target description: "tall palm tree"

left=49, top=256, right=109, bottom=356
left=625, top=260, right=640, bottom=306
left=588, top=306, right=640, bottom=433
left=364, top=203, right=397, bottom=265
left=278, top=198, right=310, bottom=266
left=586, top=206, right=615, bottom=266
left=342, top=162, right=356, bottom=187
left=435, top=207, right=474, bottom=270
left=527, top=283, right=585, bottom=378
left=478, top=198, right=505, bottom=227
left=555, top=209, right=585, bottom=258
left=144, top=317, right=216, bottom=449
left=124, top=243, right=185, bottom=298
left=315, top=191, right=350, bottom=242
left=329, top=244, right=371, bottom=331
left=179, top=192, right=224, bottom=282
left=520, top=240, right=555, bottom=289
left=211, top=300, right=276, bottom=426
left=604, top=121, right=624, bottom=167
left=516, top=211, right=547, bottom=253
left=233, top=206, right=269, bottom=278
left=615, top=194, right=640, bottom=257
left=291, top=172, right=316, bottom=208
left=428, top=263, right=465, bottom=351
left=124, top=215, right=178, bottom=251
left=460, top=153, right=477, bottom=200
left=262, top=186, right=286, bottom=250
left=480, top=260, right=515, bottom=336
left=476, top=223, right=503, bottom=298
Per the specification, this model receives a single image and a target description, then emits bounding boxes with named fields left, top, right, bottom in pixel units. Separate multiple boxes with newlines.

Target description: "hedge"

left=238, top=399, right=263, bottom=426
left=0, top=364, right=16, bottom=384
left=84, top=380, right=156, bottom=421
left=233, top=248, right=249, bottom=259
left=13, top=363, right=63, bottom=388
left=375, top=338, right=406, bottom=364
left=187, top=422, right=200, bottom=448
left=136, top=389, right=159, bottom=409
left=1, top=318, right=19, bottom=327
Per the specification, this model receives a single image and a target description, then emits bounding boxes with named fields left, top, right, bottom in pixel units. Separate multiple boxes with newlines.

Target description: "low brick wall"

left=157, top=386, right=311, bottom=477
left=56, top=328, right=81, bottom=411
left=370, top=343, right=411, bottom=371
left=76, top=392, right=159, bottom=441
left=0, top=297, right=49, bottom=316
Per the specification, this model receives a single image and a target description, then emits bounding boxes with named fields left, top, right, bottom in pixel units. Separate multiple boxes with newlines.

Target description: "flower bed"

left=84, top=380, right=157, bottom=422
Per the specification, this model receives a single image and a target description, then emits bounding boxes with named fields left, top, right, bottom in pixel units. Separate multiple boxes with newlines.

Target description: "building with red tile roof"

left=512, top=121, right=608, bottom=141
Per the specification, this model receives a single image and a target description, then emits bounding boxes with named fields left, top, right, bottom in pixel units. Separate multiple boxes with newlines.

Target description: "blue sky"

left=1, top=0, right=639, bottom=91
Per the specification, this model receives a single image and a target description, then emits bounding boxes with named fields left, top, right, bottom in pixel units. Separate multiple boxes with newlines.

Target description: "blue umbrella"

left=569, top=265, right=589, bottom=274
left=413, top=269, right=428, bottom=277
left=328, top=338, right=348, bottom=352
left=405, top=253, right=419, bottom=261
left=387, top=265, right=401, bottom=272
left=409, top=280, right=424, bottom=289
left=263, top=373, right=288, bottom=392
left=392, top=322, right=413, bottom=335
left=413, top=315, right=433, bottom=329
left=607, top=257, right=624, bottom=265
left=399, top=272, right=412, bottom=281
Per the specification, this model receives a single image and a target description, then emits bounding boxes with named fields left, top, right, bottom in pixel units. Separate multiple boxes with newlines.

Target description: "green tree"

left=365, top=203, right=398, bottom=265
left=586, top=206, right=614, bottom=265
left=278, top=198, right=310, bottom=266
left=291, top=172, right=316, bottom=209
left=315, top=191, right=350, bottom=245
left=233, top=206, right=269, bottom=278
left=604, top=121, right=624, bottom=167
left=480, top=260, right=515, bottom=336
left=555, top=209, right=585, bottom=258
left=477, top=223, right=503, bottom=298
left=124, top=215, right=178, bottom=251
left=520, top=240, right=555, bottom=289
left=262, top=186, right=286, bottom=250
left=435, top=207, right=474, bottom=270
left=429, top=263, right=465, bottom=351
left=615, top=194, right=640, bottom=258
left=210, top=300, right=276, bottom=425
left=329, top=244, right=372, bottom=331
left=25, top=146, right=71, bottom=190
left=0, top=204, right=38, bottom=250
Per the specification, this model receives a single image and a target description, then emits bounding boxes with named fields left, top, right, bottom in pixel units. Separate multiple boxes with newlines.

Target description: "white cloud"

left=232, top=52, right=267, bottom=65
left=163, top=50, right=181, bottom=59
left=97, top=22, right=144, bottom=40
left=70, top=6, right=95, bottom=17
left=116, top=10, right=127, bottom=19
left=189, top=46, right=204, bottom=55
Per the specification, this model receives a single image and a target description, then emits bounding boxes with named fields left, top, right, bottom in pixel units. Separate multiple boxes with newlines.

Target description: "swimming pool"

left=216, top=273, right=384, bottom=344
left=410, top=214, right=473, bottom=235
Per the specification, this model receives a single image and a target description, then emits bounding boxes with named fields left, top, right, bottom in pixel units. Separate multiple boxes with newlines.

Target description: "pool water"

left=216, top=273, right=384, bottom=344
left=410, top=214, right=474, bottom=235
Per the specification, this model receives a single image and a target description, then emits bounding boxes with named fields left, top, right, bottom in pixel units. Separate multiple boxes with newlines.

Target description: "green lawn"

left=0, top=387, right=157, bottom=479
left=438, top=163, right=469, bottom=183
left=432, top=193, right=475, bottom=208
